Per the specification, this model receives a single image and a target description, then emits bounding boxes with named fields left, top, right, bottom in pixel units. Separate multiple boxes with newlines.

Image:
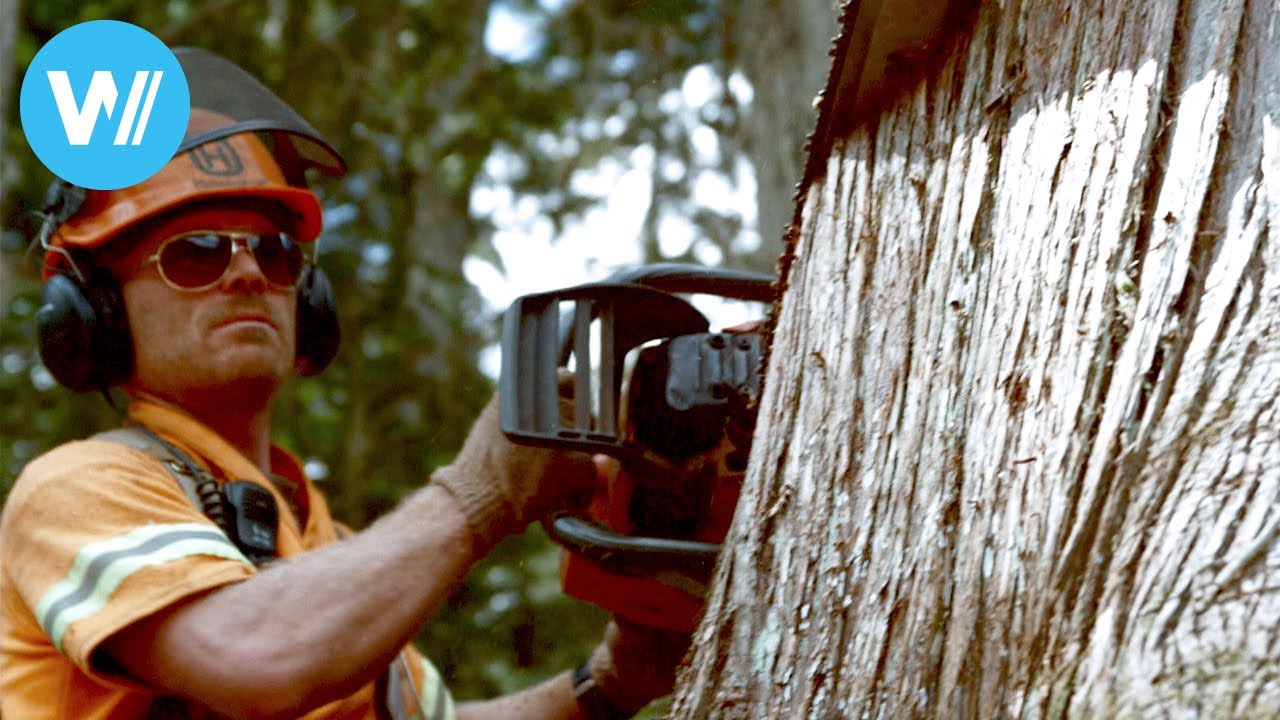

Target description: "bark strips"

left=670, top=0, right=1280, bottom=717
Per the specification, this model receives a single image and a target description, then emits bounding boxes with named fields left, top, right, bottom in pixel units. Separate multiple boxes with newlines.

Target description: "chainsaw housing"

left=500, top=263, right=772, bottom=631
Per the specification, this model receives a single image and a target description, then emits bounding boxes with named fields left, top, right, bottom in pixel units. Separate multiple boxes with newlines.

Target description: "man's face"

left=110, top=205, right=300, bottom=405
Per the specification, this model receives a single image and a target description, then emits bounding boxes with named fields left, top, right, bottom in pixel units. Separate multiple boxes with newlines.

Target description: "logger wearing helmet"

left=1, top=48, right=685, bottom=720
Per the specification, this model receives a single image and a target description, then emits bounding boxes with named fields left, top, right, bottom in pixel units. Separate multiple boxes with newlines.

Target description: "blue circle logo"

left=19, top=21, right=190, bottom=191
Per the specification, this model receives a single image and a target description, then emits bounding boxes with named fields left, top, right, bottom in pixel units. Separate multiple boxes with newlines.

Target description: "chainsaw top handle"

left=498, top=263, right=772, bottom=460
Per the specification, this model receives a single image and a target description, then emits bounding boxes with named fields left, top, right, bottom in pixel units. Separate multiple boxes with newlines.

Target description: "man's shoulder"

left=3, top=437, right=184, bottom=527
left=19, top=435, right=168, bottom=482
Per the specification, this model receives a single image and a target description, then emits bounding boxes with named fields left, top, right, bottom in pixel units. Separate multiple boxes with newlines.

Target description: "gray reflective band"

left=422, top=652, right=456, bottom=720
left=424, top=666, right=449, bottom=720
left=36, top=522, right=249, bottom=651
left=386, top=651, right=455, bottom=720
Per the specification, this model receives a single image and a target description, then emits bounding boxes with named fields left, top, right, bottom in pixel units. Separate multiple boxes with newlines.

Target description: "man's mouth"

left=216, top=313, right=277, bottom=331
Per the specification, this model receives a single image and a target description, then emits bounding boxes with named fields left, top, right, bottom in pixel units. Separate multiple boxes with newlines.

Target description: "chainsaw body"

left=500, top=264, right=771, bottom=631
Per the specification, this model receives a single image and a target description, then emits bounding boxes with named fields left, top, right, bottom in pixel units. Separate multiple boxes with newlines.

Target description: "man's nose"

left=221, top=240, right=270, bottom=290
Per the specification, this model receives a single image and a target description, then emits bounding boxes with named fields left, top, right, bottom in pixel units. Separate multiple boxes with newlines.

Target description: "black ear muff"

left=295, top=264, right=339, bottom=376
left=37, top=275, right=99, bottom=391
left=36, top=179, right=134, bottom=393
left=37, top=262, right=134, bottom=393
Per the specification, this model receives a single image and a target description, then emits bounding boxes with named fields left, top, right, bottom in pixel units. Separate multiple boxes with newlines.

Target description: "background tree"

left=723, top=0, right=839, bottom=266
left=0, top=0, right=20, bottom=308
left=0, top=0, right=830, bottom=708
left=673, top=0, right=1280, bottom=716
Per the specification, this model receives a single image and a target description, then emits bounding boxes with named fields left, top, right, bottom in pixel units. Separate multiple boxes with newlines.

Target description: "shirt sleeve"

left=0, top=439, right=256, bottom=688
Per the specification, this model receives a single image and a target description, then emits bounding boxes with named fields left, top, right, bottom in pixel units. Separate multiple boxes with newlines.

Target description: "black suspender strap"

left=92, top=425, right=220, bottom=517
left=91, top=424, right=276, bottom=565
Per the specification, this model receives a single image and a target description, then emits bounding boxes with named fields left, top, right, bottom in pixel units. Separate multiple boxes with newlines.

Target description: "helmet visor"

left=174, top=47, right=346, bottom=179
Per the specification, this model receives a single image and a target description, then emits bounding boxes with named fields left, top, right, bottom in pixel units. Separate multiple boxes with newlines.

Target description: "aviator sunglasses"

left=141, top=231, right=306, bottom=292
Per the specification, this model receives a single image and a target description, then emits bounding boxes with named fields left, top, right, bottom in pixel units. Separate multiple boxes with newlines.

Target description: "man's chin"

left=209, top=351, right=294, bottom=392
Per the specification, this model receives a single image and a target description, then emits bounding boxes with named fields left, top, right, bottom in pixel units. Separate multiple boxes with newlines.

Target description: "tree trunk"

left=1, top=0, right=21, bottom=307
left=671, top=0, right=1280, bottom=717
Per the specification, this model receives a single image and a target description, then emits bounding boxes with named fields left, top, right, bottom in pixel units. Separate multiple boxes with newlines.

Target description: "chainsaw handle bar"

left=504, top=260, right=768, bottom=456
left=548, top=516, right=720, bottom=579
left=500, top=263, right=773, bottom=459
left=587, top=262, right=774, bottom=303
left=558, top=262, right=773, bottom=364
left=500, top=283, right=709, bottom=459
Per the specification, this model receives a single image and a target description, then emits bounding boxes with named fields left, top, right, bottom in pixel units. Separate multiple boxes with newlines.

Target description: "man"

left=0, top=48, right=683, bottom=719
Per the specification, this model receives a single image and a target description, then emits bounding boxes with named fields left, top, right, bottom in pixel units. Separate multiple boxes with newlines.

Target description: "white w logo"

left=45, top=70, right=164, bottom=146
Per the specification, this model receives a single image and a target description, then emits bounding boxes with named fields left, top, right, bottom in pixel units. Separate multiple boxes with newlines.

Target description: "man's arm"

left=456, top=619, right=690, bottom=720
left=104, top=483, right=478, bottom=719
left=103, top=391, right=594, bottom=719
left=456, top=670, right=586, bottom=720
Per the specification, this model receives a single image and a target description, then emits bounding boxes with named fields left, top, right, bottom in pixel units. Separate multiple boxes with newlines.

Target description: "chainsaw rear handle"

left=547, top=516, right=720, bottom=580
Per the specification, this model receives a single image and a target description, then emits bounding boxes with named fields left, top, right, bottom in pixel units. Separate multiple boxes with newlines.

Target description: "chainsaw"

left=499, top=263, right=773, bottom=632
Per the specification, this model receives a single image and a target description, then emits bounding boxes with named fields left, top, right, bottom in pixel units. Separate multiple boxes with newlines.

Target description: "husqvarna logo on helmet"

left=19, top=20, right=190, bottom=190
left=190, top=140, right=244, bottom=176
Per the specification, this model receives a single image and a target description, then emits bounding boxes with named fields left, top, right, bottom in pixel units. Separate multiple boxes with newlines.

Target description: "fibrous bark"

left=671, top=0, right=1280, bottom=717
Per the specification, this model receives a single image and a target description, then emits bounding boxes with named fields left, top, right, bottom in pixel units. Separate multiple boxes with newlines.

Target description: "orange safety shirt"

left=0, top=399, right=456, bottom=720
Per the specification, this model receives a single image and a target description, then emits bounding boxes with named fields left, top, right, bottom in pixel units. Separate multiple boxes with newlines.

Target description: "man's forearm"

left=457, top=670, right=587, bottom=720
left=105, top=483, right=479, bottom=718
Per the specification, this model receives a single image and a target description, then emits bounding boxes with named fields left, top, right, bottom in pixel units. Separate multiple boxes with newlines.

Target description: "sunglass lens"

left=159, top=233, right=231, bottom=289
left=249, top=233, right=304, bottom=287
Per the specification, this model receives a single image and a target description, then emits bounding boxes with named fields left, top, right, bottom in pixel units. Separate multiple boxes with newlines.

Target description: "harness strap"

left=92, top=426, right=208, bottom=509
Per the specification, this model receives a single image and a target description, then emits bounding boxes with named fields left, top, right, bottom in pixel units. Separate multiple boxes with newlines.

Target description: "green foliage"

left=0, top=0, right=768, bottom=704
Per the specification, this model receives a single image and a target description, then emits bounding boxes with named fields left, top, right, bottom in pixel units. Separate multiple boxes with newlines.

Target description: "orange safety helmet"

left=42, top=108, right=322, bottom=277
left=40, top=46, right=346, bottom=277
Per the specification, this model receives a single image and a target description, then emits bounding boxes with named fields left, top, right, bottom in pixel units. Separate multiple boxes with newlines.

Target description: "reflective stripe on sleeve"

left=386, top=650, right=456, bottom=720
left=35, top=522, right=251, bottom=652
left=412, top=652, right=455, bottom=720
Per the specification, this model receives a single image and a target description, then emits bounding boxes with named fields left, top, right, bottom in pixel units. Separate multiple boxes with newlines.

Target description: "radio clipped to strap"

left=92, top=425, right=279, bottom=566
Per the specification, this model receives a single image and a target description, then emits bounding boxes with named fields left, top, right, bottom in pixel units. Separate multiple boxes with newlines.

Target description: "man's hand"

left=579, top=619, right=691, bottom=717
left=431, top=387, right=595, bottom=553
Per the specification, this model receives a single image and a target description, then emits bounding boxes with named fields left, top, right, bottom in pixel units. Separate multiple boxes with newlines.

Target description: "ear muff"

left=36, top=180, right=133, bottom=393
left=295, top=264, right=339, bottom=376
left=37, top=260, right=135, bottom=393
